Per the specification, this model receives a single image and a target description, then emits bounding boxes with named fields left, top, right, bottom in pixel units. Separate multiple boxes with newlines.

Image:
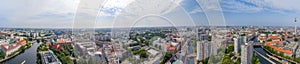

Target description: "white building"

left=152, top=38, right=166, bottom=51
left=241, top=42, right=253, bottom=64
left=74, top=42, right=96, bottom=56
left=233, top=38, right=239, bottom=54
left=147, top=49, right=159, bottom=57
left=0, top=43, right=21, bottom=55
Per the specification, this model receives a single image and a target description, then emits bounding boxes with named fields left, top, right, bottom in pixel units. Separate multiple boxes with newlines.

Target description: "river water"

left=1, top=42, right=41, bottom=64
left=252, top=36, right=280, bottom=64
left=254, top=47, right=280, bottom=64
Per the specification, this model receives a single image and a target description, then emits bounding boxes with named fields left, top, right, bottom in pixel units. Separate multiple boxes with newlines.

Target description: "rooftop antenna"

left=295, top=18, right=297, bottom=36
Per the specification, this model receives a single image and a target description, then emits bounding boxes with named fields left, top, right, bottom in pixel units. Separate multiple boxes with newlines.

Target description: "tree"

left=295, top=57, right=300, bottom=63
left=19, top=45, right=27, bottom=52
left=222, top=55, right=232, bottom=64
left=145, top=40, right=150, bottom=46
left=37, top=52, right=41, bottom=64
left=252, top=53, right=260, bottom=64
left=267, top=39, right=272, bottom=42
left=279, top=52, right=284, bottom=56
left=294, top=38, right=299, bottom=42
left=140, top=51, right=147, bottom=58
left=240, top=34, right=246, bottom=36
left=235, top=58, right=240, bottom=64
left=0, top=50, right=6, bottom=59
left=282, top=38, right=285, bottom=41
left=160, top=52, right=173, bottom=64
left=201, top=58, right=209, bottom=64
left=61, top=56, right=74, bottom=64
left=272, top=31, right=277, bottom=34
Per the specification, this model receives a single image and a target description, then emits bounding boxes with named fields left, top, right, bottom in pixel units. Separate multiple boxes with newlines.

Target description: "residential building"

left=241, top=42, right=253, bottom=64
left=233, top=37, right=239, bottom=54
left=196, top=40, right=211, bottom=61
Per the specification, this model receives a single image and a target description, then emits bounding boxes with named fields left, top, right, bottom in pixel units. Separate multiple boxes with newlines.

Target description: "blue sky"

left=0, top=0, right=300, bottom=28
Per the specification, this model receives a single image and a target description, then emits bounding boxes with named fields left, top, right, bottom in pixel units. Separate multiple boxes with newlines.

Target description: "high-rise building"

left=33, top=33, right=37, bottom=38
left=27, top=32, right=31, bottom=37
left=196, top=41, right=202, bottom=60
left=210, top=41, right=218, bottom=56
left=242, top=36, right=247, bottom=44
left=233, top=37, right=239, bottom=54
left=197, top=41, right=211, bottom=61
left=241, top=41, right=253, bottom=64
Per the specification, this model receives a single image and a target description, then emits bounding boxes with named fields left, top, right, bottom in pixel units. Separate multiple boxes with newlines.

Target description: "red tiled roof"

left=270, top=36, right=279, bottom=39
left=16, top=40, right=26, bottom=45
left=265, top=42, right=292, bottom=54
left=168, top=46, right=177, bottom=51
left=57, top=39, right=66, bottom=43
left=50, top=44, right=62, bottom=50
left=163, top=44, right=170, bottom=48
left=259, top=37, right=266, bottom=40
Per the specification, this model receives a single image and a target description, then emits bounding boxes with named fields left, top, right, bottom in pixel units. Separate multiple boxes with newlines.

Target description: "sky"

left=0, top=0, right=300, bottom=28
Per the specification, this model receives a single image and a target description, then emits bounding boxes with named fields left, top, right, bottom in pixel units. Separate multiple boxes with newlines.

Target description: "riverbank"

left=0, top=51, right=21, bottom=62
left=0, top=41, right=33, bottom=62
left=1, top=42, right=40, bottom=64
left=254, top=46, right=282, bottom=64
left=262, top=46, right=299, bottom=64
left=254, top=48, right=275, bottom=64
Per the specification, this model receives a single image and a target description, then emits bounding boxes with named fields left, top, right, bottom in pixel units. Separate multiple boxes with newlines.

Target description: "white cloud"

left=108, top=0, right=195, bottom=28
left=251, top=0, right=300, bottom=11
left=195, top=0, right=226, bottom=26
left=98, top=0, right=184, bottom=17
left=189, top=7, right=203, bottom=14
left=220, top=0, right=300, bottom=14
left=96, top=0, right=186, bottom=28
left=0, top=0, right=80, bottom=28
left=0, top=0, right=186, bottom=28
left=98, top=0, right=135, bottom=17
left=220, top=0, right=263, bottom=13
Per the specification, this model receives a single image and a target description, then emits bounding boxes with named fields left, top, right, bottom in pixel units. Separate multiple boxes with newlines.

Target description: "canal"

left=255, top=52, right=272, bottom=64
left=1, top=42, right=41, bottom=64
left=254, top=47, right=281, bottom=64
left=252, top=36, right=280, bottom=64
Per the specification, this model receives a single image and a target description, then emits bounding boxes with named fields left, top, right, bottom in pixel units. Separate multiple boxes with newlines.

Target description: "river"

left=254, top=47, right=281, bottom=64
left=1, top=42, right=41, bottom=64
left=252, top=36, right=280, bottom=64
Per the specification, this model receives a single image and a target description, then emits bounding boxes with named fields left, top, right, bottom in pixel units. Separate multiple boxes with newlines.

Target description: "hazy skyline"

left=0, top=0, right=300, bottom=28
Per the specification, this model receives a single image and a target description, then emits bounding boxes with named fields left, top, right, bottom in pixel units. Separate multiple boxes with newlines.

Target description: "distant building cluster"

left=0, top=31, right=28, bottom=56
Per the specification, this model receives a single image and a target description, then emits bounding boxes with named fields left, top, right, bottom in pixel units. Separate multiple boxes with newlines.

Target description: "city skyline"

left=0, top=0, right=300, bottom=28
left=1, top=0, right=300, bottom=64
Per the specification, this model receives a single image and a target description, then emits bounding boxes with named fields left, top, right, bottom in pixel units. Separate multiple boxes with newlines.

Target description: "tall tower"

left=295, top=18, right=297, bottom=36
